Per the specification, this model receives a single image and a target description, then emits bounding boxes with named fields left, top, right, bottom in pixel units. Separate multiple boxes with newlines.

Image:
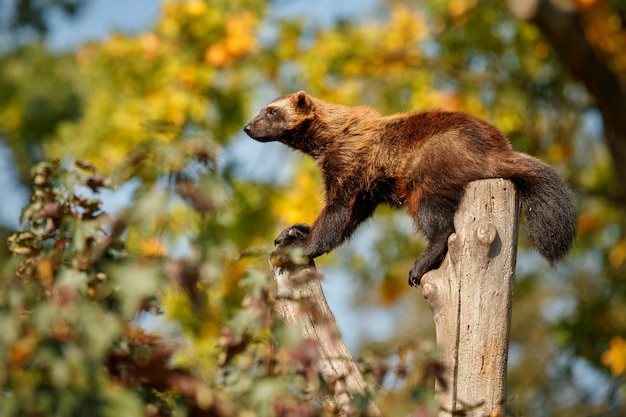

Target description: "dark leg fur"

left=276, top=194, right=379, bottom=259
left=311, top=203, right=354, bottom=258
left=408, top=232, right=451, bottom=286
left=409, top=195, right=458, bottom=286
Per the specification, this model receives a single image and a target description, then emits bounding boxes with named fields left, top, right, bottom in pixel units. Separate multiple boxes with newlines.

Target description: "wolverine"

left=244, top=91, right=577, bottom=286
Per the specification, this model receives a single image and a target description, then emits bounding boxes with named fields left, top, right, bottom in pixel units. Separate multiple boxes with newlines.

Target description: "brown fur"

left=244, top=91, right=577, bottom=286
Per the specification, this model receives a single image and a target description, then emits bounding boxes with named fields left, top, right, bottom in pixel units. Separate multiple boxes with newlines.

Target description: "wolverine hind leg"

left=408, top=233, right=451, bottom=286
left=409, top=196, right=457, bottom=286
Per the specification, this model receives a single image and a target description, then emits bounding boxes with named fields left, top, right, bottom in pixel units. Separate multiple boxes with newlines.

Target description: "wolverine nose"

left=244, top=125, right=251, bottom=135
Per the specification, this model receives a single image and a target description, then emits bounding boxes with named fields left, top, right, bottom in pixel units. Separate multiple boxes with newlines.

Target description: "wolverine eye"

left=267, top=108, right=278, bottom=116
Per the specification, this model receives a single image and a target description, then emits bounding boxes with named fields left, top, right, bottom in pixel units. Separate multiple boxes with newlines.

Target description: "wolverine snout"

left=243, top=123, right=273, bottom=142
left=244, top=124, right=260, bottom=139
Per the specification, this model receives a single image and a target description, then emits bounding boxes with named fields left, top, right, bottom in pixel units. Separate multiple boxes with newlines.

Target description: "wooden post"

left=421, top=179, right=519, bottom=417
left=272, top=260, right=383, bottom=417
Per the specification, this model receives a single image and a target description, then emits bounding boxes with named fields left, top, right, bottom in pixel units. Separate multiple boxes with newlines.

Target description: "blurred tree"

left=0, top=0, right=87, bottom=54
left=512, top=0, right=626, bottom=195
left=1, top=0, right=626, bottom=416
left=0, top=46, right=82, bottom=178
left=1, top=0, right=86, bottom=35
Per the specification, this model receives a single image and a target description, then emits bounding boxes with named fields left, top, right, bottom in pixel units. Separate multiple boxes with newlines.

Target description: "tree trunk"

left=421, top=179, right=519, bottom=416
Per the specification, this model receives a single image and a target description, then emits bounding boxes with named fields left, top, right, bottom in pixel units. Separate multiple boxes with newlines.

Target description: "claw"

left=408, top=270, right=422, bottom=287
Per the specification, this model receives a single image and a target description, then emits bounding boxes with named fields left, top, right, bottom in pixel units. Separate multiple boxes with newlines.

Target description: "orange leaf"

left=601, top=336, right=626, bottom=376
left=140, top=237, right=167, bottom=257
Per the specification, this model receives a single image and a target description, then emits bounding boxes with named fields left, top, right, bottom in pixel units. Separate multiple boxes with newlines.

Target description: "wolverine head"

left=244, top=91, right=315, bottom=143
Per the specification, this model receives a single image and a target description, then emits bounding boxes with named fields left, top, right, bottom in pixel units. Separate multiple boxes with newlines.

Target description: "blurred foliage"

left=0, top=45, right=82, bottom=178
left=0, top=0, right=626, bottom=416
left=1, top=155, right=434, bottom=417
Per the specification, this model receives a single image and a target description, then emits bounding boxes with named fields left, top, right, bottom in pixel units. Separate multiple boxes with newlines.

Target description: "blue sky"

left=45, top=0, right=381, bottom=50
left=46, top=0, right=160, bottom=50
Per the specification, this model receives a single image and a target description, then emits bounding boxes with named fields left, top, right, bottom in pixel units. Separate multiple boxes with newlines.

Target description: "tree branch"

left=271, top=257, right=382, bottom=416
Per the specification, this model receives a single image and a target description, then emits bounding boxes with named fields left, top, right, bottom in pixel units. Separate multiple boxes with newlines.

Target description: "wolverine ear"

left=293, top=91, right=313, bottom=113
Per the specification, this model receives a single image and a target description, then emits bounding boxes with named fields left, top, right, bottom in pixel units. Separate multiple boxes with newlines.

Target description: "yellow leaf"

left=601, top=336, right=626, bottom=376
left=184, top=0, right=208, bottom=17
left=139, top=32, right=161, bottom=61
left=448, top=0, right=478, bottom=18
left=204, top=44, right=231, bottom=67
left=204, top=11, right=259, bottom=67
left=9, top=331, right=39, bottom=367
left=609, top=240, right=626, bottom=269
left=547, top=143, right=571, bottom=162
left=36, top=258, right=55, bottom=289
left=140, top=237, right=167, bottom=257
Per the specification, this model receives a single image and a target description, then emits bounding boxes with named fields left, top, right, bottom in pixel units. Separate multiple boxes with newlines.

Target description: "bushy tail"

left=506, top=153, right=577, bottom=263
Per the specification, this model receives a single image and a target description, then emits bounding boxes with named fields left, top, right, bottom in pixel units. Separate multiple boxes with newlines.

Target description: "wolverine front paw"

left=271, top=224, right=313, bottom=269
left=274, top=223, right=311, bottom=248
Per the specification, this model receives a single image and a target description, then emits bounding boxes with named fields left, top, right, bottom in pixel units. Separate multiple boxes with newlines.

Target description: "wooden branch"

left=272, top=258, right=383, bottom=417
left=421, top=179, right=519, bottom=417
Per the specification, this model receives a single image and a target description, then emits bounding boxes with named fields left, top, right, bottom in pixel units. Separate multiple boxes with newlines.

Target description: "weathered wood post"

left=421, top=178, right=519, bottom=416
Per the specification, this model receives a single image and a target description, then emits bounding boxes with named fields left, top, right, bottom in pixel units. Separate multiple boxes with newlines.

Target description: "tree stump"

left=421, top=178, right=519, bottom=416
